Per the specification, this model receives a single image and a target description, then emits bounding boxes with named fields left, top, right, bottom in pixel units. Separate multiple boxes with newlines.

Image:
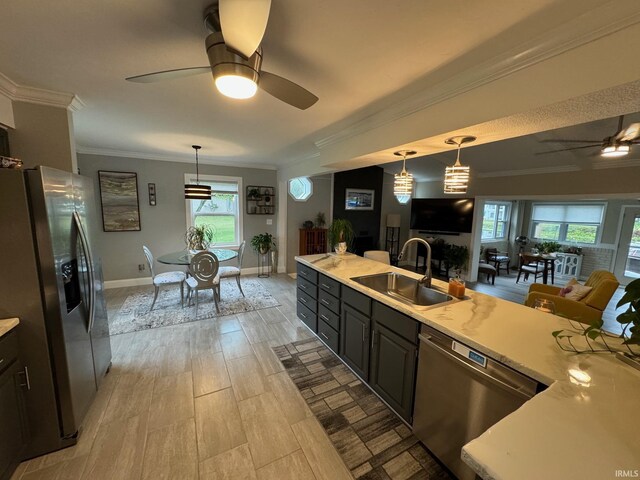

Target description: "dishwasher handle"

left=419, top=334, right=533, bottom=401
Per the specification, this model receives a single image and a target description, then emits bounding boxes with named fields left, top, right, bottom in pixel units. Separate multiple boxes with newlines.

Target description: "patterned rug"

left=273, top=338, right=451, bottom=480
left=110, top=278, right=279, bottom=335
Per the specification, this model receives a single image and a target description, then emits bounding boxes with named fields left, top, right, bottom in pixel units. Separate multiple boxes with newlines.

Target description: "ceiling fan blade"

left=536, top=145, right=600, bottom=155
left=219, top=0, right=271, bottom=59
left=539, top=139, right=601, bottom=143
left=615, top=122, right=640, bottom=142
left=126, top=67, right=211, bottom=83
left=260, top=71, right=318, bottom=110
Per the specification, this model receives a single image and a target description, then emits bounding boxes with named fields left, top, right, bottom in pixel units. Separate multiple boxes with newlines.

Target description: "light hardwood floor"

left=11, top=274, right=352, bottom=480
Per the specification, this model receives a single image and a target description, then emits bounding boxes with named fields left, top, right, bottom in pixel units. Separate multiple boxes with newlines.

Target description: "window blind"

left=531, top=204, right=604, bottom=223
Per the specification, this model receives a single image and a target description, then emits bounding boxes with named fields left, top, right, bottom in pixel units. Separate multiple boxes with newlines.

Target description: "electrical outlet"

left=266, top=219, right=273, bottom=225
left=138, top=264, right=145, bottom=271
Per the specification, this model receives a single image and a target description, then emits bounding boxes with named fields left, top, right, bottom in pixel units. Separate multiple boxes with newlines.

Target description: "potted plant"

left=535, top=241, right=562, bottom=255
left=247, top=188, right=261, bottom=200
left=552, top=278, right=640, bottom=365
left=185, top=225, right=214, bottom=251
left=328, top=218, right=355, bottom=254
left=443, top=244, right=469, bottom=277
left=251, top=232, right=275, bottom=254
left=315, top=212, right=326, bottom=228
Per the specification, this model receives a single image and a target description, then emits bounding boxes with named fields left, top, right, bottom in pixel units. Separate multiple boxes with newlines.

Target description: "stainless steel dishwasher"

left=413, top=325, right=538, bottom=480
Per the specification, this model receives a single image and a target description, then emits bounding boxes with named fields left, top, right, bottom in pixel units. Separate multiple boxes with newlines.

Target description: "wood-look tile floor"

left=11, top=274, right=352, bottom=480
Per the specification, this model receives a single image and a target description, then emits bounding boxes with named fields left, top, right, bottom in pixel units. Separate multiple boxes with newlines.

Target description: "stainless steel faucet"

left=397, top=237, right=432, bottom=288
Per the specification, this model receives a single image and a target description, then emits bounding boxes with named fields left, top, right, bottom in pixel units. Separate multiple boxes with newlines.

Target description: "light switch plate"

left=266, top=219, right=273, bottom=225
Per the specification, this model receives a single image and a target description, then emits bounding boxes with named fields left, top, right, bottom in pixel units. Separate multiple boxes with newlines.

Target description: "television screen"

left=410, top=198, right=475, bottom=233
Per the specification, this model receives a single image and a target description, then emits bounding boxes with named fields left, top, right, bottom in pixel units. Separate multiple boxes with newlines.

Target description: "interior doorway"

left=614, top=207, right=640, bottom=285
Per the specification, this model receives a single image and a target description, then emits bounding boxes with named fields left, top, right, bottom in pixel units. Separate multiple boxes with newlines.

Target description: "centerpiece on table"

left=185, top=225, right=215, bottom=252
left=328, top=218, right=354, bottom=255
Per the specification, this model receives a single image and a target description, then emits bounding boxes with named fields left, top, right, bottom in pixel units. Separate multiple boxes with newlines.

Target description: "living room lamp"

left=444, top=136, right=475, bottom=194
left=393, top=150, right=417, bottom=204
left=184, top=145, right=212, bottom=200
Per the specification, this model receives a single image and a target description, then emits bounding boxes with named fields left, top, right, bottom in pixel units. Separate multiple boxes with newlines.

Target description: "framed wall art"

left=98, top=170, right=141, bottom=232
left=345, top=188, right=374, bottom=211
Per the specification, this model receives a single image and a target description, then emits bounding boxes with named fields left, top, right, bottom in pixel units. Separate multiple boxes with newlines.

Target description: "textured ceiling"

left=0, top=0, right=615, bottom=165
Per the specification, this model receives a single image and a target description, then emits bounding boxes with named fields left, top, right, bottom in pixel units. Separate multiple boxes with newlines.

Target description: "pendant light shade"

left=185, top=145, right=211, bottom=200
left=394, top=150, right=416, bottom=204
left=444, top=136, right=475, bottom=194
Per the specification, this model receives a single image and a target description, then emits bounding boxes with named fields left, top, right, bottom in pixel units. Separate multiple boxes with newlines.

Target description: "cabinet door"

left=340, top=304, right=370, bottom=381
left=370, top=323, right=417, bottom=423
left=0, top=361, right=28, bottom=480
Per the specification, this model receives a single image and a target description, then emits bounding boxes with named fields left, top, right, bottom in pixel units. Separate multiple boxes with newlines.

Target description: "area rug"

left=273, top=338, right=451, bottom=480
left=110, top=278, right=279, bottom=335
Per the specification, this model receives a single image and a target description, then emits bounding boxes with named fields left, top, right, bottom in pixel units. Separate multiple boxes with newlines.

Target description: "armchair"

left=524, top=270, right=619, bottom=324
left=485, top=247, right=510, bottom=275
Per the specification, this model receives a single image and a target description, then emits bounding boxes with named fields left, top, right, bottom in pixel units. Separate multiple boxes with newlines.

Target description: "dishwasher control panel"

left=452, top=340, right=487, bottom=368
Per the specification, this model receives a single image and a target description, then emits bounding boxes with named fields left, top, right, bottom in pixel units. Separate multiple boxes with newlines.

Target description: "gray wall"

left=286, top=174, right=332, bottom=273
left=379, top=172, right=411, bottom=260
left=78, top=153, right=277, bottom=282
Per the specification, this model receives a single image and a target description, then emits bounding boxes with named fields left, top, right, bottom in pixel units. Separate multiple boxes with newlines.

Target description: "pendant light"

left=444, top=136, right=475, bottom=194
left=393, top=150, right=417, bottom=204
left=184, top=145, right=211, bottom=200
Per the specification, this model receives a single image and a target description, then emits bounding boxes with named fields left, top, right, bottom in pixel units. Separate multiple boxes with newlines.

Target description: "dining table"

left=157, top=248, right=238, bottom=266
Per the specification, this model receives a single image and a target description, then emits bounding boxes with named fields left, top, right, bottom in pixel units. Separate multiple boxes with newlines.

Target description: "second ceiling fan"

left=126, top=0, right=318, bottom=110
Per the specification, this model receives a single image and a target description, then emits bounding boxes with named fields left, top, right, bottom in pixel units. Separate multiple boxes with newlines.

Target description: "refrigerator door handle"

left=73, top=211, right=96, bottom=333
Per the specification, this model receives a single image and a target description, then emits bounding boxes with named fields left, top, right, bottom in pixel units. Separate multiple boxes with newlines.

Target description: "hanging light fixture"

left=184, top=145, right=211, bottom=200
left=444, top=136, right=475, bottom=194
left=393, top=150, right=417, bottom=204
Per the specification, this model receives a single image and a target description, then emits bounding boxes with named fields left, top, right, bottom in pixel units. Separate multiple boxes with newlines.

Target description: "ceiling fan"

left=537, top=115, right=640, bottom=158
left=125, top=0, right=318, bottom=110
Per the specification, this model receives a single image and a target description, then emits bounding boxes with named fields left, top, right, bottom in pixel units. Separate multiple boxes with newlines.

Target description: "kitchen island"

left=295, top=253, right=640, bottom=480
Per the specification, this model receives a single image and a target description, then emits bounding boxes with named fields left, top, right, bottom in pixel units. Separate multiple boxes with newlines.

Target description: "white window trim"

left=288, top=177, right=313, bottom=202
left=529, top=201, right=607, bottom=245
left=184, top=173, right=243, bottom=248
left=482, top=201, right=511, bottom=241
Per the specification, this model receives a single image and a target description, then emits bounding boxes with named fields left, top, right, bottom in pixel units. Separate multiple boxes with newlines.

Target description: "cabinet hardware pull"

left=371, top=330, right=376, bottom=349
left=362, top=324, right=366, bottom=342
left=0, top=358, right=4, bottom=365
left=19, top=366, right=31, bottom=390
left=321, top=283, right=331, bottom=289
left=320, top=332, right=329, bottom=340
left=299, top=284, right=307, bottom=290
left=300, top=298, right=307, bottom=304
left=300, top=312, right=307, bottom=318
left=300, top=271, right=307, bottom=277
left=321, top=299, right=330, bottom=305
left=320, top=314, right=329, bottom=321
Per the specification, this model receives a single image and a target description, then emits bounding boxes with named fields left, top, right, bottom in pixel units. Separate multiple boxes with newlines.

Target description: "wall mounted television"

left=410, top=198, right=475, bottom=233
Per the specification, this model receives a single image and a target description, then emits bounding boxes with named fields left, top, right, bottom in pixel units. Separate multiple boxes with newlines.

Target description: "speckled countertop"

left=0, top=317, right=19, bottom=338
left=295, top=253, right=640, bottom=480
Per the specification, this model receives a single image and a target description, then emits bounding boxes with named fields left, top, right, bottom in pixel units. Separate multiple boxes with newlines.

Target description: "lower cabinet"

left=340, top=304, right=370, bottom=381
left=369, top=322, right=418, bottom=423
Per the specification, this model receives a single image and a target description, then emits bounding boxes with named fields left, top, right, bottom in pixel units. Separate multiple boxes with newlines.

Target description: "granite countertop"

left=295, top=253, right=640, bottom=480
left=0, top=317, right=19, bottom=338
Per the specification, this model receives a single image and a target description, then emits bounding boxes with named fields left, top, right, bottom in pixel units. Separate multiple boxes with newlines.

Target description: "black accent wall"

left=333, top=166, right=384, bottom=255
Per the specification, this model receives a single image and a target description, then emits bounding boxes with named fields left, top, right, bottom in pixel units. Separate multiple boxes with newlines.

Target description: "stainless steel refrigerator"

left=0, top=166, right=111, bottom=459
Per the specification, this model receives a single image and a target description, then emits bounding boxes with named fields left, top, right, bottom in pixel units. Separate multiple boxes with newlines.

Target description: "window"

left=482, top=202, right=511, bottom=240
left=288, top=177, right=313, bottom=201
left=530, top=203, right=605, bottom=245
left=185, top=174, right=242, bottom=247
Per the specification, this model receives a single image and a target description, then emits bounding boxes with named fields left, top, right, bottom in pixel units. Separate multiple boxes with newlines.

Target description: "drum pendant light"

left=444, top=136, right=475, bottom=194
left=185, top=145, right=211, bottom=200
left=393, top=150, right=417, bottom=204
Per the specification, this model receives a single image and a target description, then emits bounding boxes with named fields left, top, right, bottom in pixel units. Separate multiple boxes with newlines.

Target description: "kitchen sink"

left=351, top=272, right=456, bottom=308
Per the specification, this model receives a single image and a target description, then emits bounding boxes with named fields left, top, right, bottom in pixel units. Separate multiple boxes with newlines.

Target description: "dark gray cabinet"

left=369, top=322, right=418, bottom=423
left=340, top=303, right=371, bottom=381
left=0, top=332, right=28, bottom=480
left=297, top=263, right=318, bottom=332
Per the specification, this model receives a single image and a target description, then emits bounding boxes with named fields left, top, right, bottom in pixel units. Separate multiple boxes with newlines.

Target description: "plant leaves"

left=552, top=330, right=564, bottom=338
left=617, top=291, right=636, bottom=309
left=617, top=311, right=637, bottom=325
left=586, top=329, right=601, bottom=340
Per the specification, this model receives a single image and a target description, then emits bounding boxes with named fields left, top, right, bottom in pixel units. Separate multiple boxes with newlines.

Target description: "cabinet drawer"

left=297, top=276, right=317, bottom=299
left=297, top=289, right=317, bottom=313
left=318, top=305, right=340, bottom=331
left=296, top=263, right=318, bottom=285
left=318, top=319, right=339, bottom=353
left=0, top=331, right=18, bottom=374
left=342, top=286, right=371, bottom=316
left=319, top=274, right=341, bottom=296
left=318, top=289, right=340, bottom=315
left=372, top=301, right=419, bottom=344
left=297, top=301, right=317, bottom=332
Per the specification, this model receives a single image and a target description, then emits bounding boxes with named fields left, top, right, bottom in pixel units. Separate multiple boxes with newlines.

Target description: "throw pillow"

left=563, top=282, right=593, bottom=301
left=558, top=278, right=578, bottom=297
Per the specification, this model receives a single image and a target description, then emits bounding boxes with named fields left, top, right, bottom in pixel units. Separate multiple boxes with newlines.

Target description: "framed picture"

left=98, top=171, right=141, bottom=232
left=345, top=188, right=374, bottom=211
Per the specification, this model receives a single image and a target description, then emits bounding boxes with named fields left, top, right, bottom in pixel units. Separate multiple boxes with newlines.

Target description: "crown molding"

left=591, top=157, right=640, bottom=170
left=75, top=146, right=278, bottom=170
left=0, top=72, right=84, bottom=111
left=313, top=4, right=640, bottom=151
left=476, top=165, right=581, bottom=178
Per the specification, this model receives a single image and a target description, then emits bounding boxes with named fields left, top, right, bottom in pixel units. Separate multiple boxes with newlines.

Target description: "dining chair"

left=516, top=253, right=547, bottom=284
left=186, top=251, right=220, bottom=316
left=142, top=245, right=186, bottom=310
left=218, top=241, right=246, bottom=297
left=485, top=247, right=510, bottom=275
left=363, top=250, right=391, bottom=264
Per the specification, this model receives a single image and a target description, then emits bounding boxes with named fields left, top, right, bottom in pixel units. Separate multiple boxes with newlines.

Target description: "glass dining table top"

left=157, top=248, right=238, bottom=265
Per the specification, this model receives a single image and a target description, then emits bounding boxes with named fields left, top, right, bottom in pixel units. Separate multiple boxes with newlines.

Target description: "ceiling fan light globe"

left=215, top=75, right=258, bottom=99
left=601, top=144, right=630, bottom=158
